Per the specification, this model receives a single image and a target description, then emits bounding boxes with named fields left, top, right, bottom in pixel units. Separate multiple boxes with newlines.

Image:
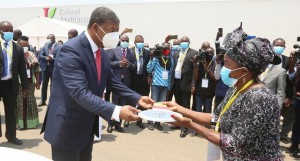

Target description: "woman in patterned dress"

left=16, top=36, right=40, bottom=129
left=165, top=37, right=284, bottom=160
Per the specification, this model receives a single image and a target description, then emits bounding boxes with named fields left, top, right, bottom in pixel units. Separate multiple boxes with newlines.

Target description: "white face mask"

left=96, top=25, right=119, bottom=49
left=23, top=47, right=29, bottom=53
left=47, top=39, right=51, bottom=44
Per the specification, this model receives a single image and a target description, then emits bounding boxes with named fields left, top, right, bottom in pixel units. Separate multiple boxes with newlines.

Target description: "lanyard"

left=135, top=49, right=143, bottom=60
left=0, top=40, right=12, bottom=58
left=179, top=49, right=188, bottom=62
left=205, top=60, right=213, bottom=78
left=215, top=79, right=254, bottom=132
left=161, top=57, right=168, bottom=70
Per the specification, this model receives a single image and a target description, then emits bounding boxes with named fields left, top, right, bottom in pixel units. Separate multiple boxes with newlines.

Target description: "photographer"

left=193, top=47, right=216, bottom=114
left=147, top=42, right=174, bottom=130
left=214, top=31, right=229, bottom=110
left=290, top=56, right=300, bottom=158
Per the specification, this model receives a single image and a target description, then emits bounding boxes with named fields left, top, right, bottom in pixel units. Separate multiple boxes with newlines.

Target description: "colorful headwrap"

left=223, top=24, right=280, bottom=76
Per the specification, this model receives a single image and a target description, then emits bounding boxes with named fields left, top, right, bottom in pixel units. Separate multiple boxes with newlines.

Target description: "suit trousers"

left=0, top=79, right=18, bottom=139
left=41, top=67, right=52, bottom=102
left=174, top=79, right=192, bottom=109
left=291, top=99, right=300, bottom=149
left=280, top=104, right=294, bottom=139
left=51, top=135, right=94, bottom=161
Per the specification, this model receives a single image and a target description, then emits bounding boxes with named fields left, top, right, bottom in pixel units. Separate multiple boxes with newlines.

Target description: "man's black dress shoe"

left=280, top=137, right=289, bottom=144
left=292, top=151, right=300, bottom=158
left=148, top=121, right=154, bottom=130
left=115, top=125, right=125, bottom=133
left=180, top=128, right=188, bottom=138
left=123, top=121, right=129, bottom=127
left=136, top=121, right=145, bottom=129
left=154, top=122, right=163, bottom=131
left=170, top=126, right=180, bottom=130
left=8, top=138, right=23, bottom=145
left=38, top=101, right=46, bottom=107
left=107, top=123, right=114, bottom=133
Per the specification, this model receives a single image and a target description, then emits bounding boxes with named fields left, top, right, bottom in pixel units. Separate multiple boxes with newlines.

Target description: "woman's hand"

left=162, top=101, right=183, bottom=112
left=169, top=115, right=192, bottom=128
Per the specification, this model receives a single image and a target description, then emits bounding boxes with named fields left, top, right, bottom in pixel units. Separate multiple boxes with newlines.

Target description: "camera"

left=193, top=50, right=212, bottom=63
left=293, top=37, right=300, bottom=59
left=152, top=44, right=168, bottom=57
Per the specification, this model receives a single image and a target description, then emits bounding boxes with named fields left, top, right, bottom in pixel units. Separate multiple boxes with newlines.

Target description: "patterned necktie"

left=122, top=49, right=126, bottom=59
left=138, top=49, right=143, bottom=74
left=2, top=42, right=8, bottom=77
left=95, top=49, right=101, bottom=83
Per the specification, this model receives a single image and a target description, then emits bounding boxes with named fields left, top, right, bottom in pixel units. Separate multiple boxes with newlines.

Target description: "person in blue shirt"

left=147, top=42, right=174, bottom=130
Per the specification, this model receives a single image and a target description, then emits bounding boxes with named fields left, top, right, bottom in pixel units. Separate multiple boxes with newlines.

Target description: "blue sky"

left=0, top=0, right=239, bottom=8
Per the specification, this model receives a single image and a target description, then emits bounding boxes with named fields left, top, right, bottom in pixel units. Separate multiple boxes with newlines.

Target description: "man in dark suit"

left=273, top=38, right=296, bottom=144
left=107, top=34, right=136, bottom=133
left=41, top=7, right=154, bottom=161
left=173, top=36, right=197, bottom=137
left=38, top=34, right=61, bottom=107
left=128, top=34, right=151, bottom=129
left=0, top=21, right=28, bottom=145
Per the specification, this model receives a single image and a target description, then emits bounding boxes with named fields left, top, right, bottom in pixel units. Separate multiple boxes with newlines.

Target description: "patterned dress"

left=212, top=87, right=283, bottom=160
left=16, top=52, right=40, bottom=129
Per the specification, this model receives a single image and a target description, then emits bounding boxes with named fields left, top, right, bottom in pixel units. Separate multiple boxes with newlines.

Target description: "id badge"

left=162, top=71, right=168, bottom=80
left=201, top=78, right=209, bottom=88
left=175, top=71, right=181, bottom=79
left=26, top=69, right=31, bottom=78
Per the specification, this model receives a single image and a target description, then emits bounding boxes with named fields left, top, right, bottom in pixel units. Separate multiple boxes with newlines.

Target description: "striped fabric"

left=147, top=57, right=174, bottom=89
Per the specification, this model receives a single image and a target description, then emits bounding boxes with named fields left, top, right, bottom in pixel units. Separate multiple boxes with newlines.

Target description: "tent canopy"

left=16, top=16, right=86, bottom=48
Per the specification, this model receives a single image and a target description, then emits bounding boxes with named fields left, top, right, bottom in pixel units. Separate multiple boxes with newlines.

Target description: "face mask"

left=172, top=45, right=181, bottom=51
left=47, top=39, right=52, bottom=44
left=120, top=41, right=129, bottom=49
left=220, top=66, right=245, bottom=87
left=162, top=49, right=171, bottom=56
left=136, top=42, right=144, bottom=49
left=96, top=25, right=119, bottom=49
left=273, top=46, right=285, bottom=55
left=23, top=47, right=29, bottom=53
left=2, top=31, right=13, bottom=42
left=180, top=42, right=189, bottom=50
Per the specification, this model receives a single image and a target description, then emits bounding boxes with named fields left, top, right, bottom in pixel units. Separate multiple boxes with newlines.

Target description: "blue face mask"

left=136, top=42, right=144, bottom=49
left=173, top=45, right=181, bottom=51
left=180, top=42, right=189, bottom=50
left=2, top=31, right=13, bottom=42
left=273, top=46, right=285, bottom=55
left=120, top=41, right=129, bottom=49
left=220, top=66, right=244, bottom=87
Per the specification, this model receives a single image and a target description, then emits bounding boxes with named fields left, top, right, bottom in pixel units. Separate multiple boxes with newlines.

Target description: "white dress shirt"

left=1, top=38, right=13, bottom=80
left=84, top=31, right=121, bottom=122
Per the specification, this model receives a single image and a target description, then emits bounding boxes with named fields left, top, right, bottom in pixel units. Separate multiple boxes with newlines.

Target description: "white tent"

left=16, top=16, right=86, bottom=49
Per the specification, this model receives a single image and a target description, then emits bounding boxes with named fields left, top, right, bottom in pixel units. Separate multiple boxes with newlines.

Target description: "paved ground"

left=0, top=88, right=298, bottom=161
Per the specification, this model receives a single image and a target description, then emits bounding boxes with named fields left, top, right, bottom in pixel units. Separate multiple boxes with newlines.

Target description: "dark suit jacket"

left=0, top=41, right=28, bottom=94
left=281, top=55, right=294, bottom=100
left=108, top=46, right=136, bottom=87
left=0, top=48, right=2, bottom=78
left=173, top=48, right=197, bottom=92
left=130, top=47, right=150, bottom=95
left=39, top=42, right=61, bottom=72
left=42, top=33, right=141, bottom=150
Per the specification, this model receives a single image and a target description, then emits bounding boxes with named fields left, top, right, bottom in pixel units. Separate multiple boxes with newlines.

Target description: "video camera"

left=293, top=37, right=300, bottom=59
left=152, top=44, right=169, bottom=57
left=193, top=50, right=213, bottom=63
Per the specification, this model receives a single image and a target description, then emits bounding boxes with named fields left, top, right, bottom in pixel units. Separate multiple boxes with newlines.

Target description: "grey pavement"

left=0, top=88, right=297, bottom=161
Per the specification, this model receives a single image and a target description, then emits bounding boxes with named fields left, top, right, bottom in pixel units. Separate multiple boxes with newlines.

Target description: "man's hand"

left=120, top=60, right=128, bottom=68
left=35, top=82, right=40, bottom=90
left=138, top=96, right=155, bottom=109
left=23, top=89, right=29, bottom=98
left=191, top=86, right=196, bottom=95
left=119, top=105, right=141, bottom=122
left=46, top=56, right=52, bottom=62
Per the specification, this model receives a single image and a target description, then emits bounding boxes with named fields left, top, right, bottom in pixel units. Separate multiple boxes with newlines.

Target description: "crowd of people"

left=0, top=6, right=299, bottom=161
